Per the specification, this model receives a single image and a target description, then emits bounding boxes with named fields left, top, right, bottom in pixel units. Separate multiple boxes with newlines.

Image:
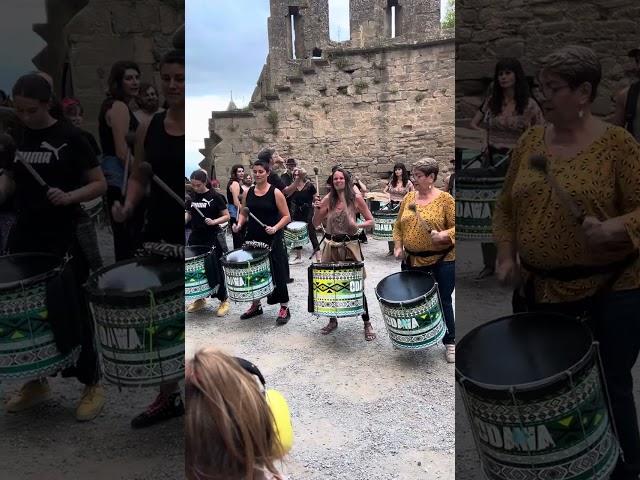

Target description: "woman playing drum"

left=1, top=73, right=108, bottom=420
left=288, top=167, right=321, bottom=263
left=383, top=162, right=414, bottom=255
left=232, top=158, right=292, bottom=324
left=312, top=167, right=376, bottom=341
left=494, top=46, right=640, bottom=479
left=393, top=158, right=455, bottom=362
left=185, top=169, right=230, bottom=315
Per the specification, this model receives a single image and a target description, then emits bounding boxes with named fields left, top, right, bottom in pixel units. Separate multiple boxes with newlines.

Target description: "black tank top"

left=226, top=180, right=239, bottom=204
left=98, top=99, right=139, bottom=156
left=143, top=111, right=184, bottom=245
left=245, top=184, right=281, bottom=245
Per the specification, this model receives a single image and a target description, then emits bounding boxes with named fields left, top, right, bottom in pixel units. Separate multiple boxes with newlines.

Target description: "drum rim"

left=374, top=271, right=436, bottom=305
left=185, top=244, right=213, bottom=261
left=455, top=312, right=595, bottom=392
left=84, top=255, right=183, bottom=298
left=221, top=247, right=270, bottom=266
left=311, top=261, right=364, bottom=269
left=0, top=252, right=62, bottom=290
left=286, top=221, right=308, bottom=230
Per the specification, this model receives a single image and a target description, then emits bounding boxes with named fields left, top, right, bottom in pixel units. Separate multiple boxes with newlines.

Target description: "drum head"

left=185, top=245, right=210, bottom=260
left=223, top=248, right=269, bottom=264
left=0, top=253, right=60, bottom=289
left=456, top=313, right=592, bottom=389
left=87, top=257, right=183, bottom=296
left=287, top=221, right=307, bottom=230
left=375, top=271, right=434, bottom=303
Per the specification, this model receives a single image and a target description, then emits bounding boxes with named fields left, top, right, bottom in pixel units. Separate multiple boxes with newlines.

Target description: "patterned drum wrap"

left=375, top=271, right=445, bottom=350
left=456, top=171, right=504, bottom=241
left=0, top=254, right=78, bottom=380
left=185, top=245, right=218, bottom=302
left=284, top=221, right=309, bottom=249
left=372, top=210, right=397, bottom=240
left=86, top=256, right=184, bottom=387
left=81, top=197, right=104, bottom=219
left=222, top=248, right=274, bottom=302
left=456, top=314, right=619, bottom=480
left=310, top=262, right=364, bottom=317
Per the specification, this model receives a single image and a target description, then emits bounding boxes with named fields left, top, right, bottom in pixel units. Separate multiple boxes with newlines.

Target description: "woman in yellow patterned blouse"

left=493, top=46, right=640, bottom=479
left=393, top=158, right=456, bottom=363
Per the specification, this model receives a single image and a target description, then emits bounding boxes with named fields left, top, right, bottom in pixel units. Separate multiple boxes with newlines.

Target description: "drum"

left=372, top=210, right=397, bottom=240
left=85, top=256, right=184, bottom=387
left=284, top=221, right=309, bottom=249
left=185, top=245, right=218, bottom=302
left=375, top=271, right=445, bottom=350
left=81, top=197, right=104, bottom=220
left=309, top=262, right=364, bottom=318
left=456, top=313, right=619, bottom=480
left=456, top=169, right=504, bottom=241
left=0, top=254, right=78, bottom=380
left=221, top=247, right=274, bottom=302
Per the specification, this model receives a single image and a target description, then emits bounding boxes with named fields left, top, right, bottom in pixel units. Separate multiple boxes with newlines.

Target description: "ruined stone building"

left=201, top=0, right=455, bottom=191
left=32, top=0, right=184, bottom=136
left=456, top=0, right=640, bottom=125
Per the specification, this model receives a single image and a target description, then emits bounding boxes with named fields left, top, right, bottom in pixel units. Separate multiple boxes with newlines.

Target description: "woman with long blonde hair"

left=185, top=349, right=286, bottom=480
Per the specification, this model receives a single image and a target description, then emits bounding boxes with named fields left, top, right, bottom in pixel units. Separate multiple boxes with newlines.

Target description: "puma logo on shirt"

left=40, top=142, right=68, bottom=161
left=15, top=142, right=68, bottom=165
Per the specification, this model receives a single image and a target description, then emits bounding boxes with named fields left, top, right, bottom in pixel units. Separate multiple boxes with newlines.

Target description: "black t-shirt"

left=267, top=171, right=285, bottom=191
left=281, top=170, right=294, bottom=187
left=11, top=120, right=98, bottom=223
left=289, top=182, right=317, bottom=221
left=189, top=189, right=226, bottom=232
left=80, top=129, right=101, bottom=156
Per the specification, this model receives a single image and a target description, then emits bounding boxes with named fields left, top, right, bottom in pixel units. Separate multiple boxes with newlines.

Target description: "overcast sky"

left=0, top=1, right=46, bottom=94
left=185, top=0, right=450, bottom=176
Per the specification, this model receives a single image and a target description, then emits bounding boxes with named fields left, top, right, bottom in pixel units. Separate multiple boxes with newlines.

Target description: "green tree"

left=442, top=0, right=455, bottom=29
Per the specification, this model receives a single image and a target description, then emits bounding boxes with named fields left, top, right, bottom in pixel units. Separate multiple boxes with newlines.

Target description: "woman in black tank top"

left=110, top=50, right=186, bottom=429
left=227, top=164, right=245, bottom=248
left=98, top=60, right=141, bottom=261
left=232, top=159, right=292, bottom=323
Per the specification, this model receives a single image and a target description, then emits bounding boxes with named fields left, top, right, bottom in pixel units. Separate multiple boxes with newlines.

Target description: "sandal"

left=320, top=318, right=338, bottom=335
left=364, top=321, right=376, bottom=341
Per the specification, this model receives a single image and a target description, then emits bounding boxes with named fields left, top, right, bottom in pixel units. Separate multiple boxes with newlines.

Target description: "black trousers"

left=8, top=222, right=100, bottom=385
left=515, top=289, right=640, bottom=480
left=106, top=186, right=144, bottom=261
left=188, top=228, right=228, bottom=302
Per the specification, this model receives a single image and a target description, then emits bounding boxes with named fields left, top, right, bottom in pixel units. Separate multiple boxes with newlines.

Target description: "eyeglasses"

left=532, top=82, right=571, bottom=99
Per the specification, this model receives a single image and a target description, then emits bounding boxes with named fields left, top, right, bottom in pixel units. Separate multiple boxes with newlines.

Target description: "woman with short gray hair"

left=494, top=45, right=640, bottom=478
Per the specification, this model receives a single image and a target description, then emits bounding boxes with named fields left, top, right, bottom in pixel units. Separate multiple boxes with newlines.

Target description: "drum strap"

left=405, top=246, right=453, bottom=265
left=520, top=253, right=638, bottom=281
left=324, top=233, right=360, bottom=242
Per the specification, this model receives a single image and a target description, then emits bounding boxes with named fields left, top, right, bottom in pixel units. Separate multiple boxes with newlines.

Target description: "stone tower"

left=202, top=0, right=454, bottom=191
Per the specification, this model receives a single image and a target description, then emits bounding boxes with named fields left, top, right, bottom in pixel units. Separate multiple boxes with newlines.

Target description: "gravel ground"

left=0, top=224, right=184, bottom=480
left=187, top=233, right=455, bottom=480
left=454, top=240, right=640, bottom=479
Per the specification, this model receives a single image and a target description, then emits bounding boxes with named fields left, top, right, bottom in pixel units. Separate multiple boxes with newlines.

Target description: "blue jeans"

left=402, top=260, right=455, bottom=345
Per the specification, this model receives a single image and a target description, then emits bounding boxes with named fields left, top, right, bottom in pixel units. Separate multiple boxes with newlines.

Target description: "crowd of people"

left=0, top=49, right=186, bottom=429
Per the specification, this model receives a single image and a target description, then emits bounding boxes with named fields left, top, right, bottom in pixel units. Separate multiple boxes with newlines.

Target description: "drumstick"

left=0, top=134, right=48, bottom=187
left=136, top=162, right=184, bottom=208
left=121, top=131, right=136, bottom=197
left=193, top=205, right=206, bottom=218
left=530, top=154, right=586, bottom=224
left=408, top=203, right=434, bottom=233
left=313, top=167, right=320, bottom=192
left=241, top=206, right=267, bottom=228
left=16, top=151, right=48, bottom=188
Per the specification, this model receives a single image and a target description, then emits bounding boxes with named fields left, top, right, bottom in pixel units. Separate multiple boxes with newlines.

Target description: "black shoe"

left=240, top=304, right=263, bottom=319
left=131, top=392, right=184, bottom=429
left=276, top=306, right=291, bottom=325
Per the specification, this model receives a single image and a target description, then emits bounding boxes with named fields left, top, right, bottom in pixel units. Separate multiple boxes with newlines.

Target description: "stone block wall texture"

left=456, top=0, right=640, bottom=123
left=202, top=0, right=455, bottom=192
left=33, top=0, right=184, bottom=136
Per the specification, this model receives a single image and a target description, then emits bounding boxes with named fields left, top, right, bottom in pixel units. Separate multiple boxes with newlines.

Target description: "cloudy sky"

left=0, top=1, right=46, bottom=94
left=185, top=0, right=450, bottom=176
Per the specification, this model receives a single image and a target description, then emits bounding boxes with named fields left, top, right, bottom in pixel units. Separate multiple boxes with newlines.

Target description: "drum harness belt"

left=404, top=246, right=453, bottom=267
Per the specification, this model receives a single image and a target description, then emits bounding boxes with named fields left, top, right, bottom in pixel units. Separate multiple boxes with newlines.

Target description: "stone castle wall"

left=33, top=0, right=184, bottom=136
left=202, top=0, right=454, bottom=192
left=456, top=0, right=640, bottom=123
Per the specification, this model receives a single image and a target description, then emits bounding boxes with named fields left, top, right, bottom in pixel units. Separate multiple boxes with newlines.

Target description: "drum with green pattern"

left=185, top=245, right=218, bottom=302
left=456, top=171, right=504, bottom=241
left=86, top=256, right=185, bottom=387
left=310, top=262, right=364, bottom=317
left=456, top=314, right=619, bottom=480
left=372, top=210, right=397, bottom=240
left=0, top=254, right=79, bottom=380
left=375, top=271, right=445, bottom=350
left=221, top=248, right=274, bottom=302
left=284, top=221, right=309, bottom=249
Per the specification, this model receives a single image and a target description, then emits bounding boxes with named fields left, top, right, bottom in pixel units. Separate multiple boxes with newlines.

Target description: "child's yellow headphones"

left=236, top=357, right=294, bottom=457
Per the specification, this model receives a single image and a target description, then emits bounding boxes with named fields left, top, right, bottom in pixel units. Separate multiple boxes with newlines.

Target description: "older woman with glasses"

left=494, top=45, right=640, bottom=479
